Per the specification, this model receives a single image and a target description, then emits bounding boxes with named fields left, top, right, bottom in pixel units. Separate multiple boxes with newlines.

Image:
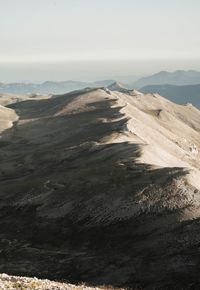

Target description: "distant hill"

left=0, top=80, right=114, bottom=94
left=133, top=70, right=200, bottom=88
left=140, top=83, right=200, bottom=109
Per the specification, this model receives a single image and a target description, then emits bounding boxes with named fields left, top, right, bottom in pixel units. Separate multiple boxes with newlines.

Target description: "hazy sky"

left=0, top=0, right=200, bottom=81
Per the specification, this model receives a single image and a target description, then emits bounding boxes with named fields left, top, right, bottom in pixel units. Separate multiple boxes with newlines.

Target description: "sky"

left=0, top=0, right=200, bottom=82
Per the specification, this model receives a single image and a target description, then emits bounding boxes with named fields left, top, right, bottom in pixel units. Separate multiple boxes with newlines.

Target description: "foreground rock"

left=0, top=273, right=123, bottom=290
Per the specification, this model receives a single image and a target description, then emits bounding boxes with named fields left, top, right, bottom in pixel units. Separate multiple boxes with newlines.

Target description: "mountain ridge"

left=1, top=88, right=200, bottom=288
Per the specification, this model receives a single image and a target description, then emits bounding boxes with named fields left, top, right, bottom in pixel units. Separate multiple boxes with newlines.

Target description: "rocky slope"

left=0, top=88, right=200, bottom=289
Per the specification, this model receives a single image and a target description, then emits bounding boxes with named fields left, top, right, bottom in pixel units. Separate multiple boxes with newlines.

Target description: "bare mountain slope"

left=1, top=88, right=200, bottom=289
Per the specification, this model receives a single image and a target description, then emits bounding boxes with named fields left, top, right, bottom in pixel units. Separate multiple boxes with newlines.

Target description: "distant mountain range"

left=0, top=80, right=114, bottom=94
left=133, top=70, right=200, bottom=88
left=140, top=84, right=200, bottom=109
left=1, top=70, right=200, bottom=110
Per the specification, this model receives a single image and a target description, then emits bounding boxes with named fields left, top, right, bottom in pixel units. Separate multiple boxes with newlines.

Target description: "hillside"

left=133, top=70, right=200, bottom=88
left=0, top=88, right=200, bottom=289
left=140, top=83, right=200, bottom=109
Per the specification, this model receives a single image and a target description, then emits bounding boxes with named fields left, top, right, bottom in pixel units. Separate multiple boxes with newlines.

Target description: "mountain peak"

left=107, top=81, right=127, bottom=92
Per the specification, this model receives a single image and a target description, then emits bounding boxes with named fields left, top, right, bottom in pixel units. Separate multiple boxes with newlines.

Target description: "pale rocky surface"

left=0, top=274, right=123, bottom=290
left=0, top=105, right=18, bottom=133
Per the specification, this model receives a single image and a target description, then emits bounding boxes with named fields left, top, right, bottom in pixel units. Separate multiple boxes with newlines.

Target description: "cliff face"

left=1, top=88, right=200, bottom=289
